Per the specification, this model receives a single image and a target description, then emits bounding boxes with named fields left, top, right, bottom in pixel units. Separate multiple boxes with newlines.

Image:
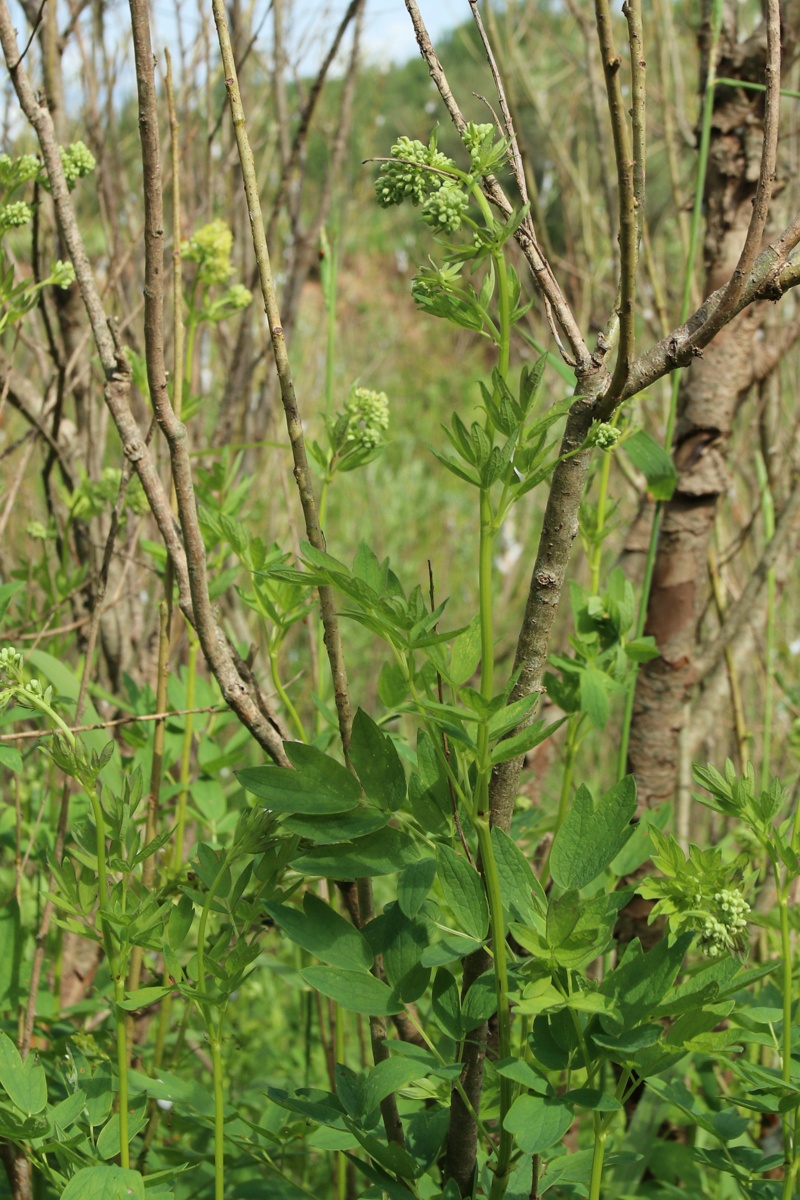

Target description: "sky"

left=144, top=0, right=464, bottom=76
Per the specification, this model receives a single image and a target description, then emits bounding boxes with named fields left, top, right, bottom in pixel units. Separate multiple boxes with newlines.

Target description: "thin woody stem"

left=594, top=0, right=638, bottom=405
left=211, top=0, right=353, bottom=759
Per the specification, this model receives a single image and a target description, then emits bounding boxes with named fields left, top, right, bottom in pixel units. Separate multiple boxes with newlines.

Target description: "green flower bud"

left=421, top=180, right=468, bottom=234
left=182, top=219, right=235, bottom=286
left=0, top=200, right=32, bottom=231
left=60, top=141, right=96, bottom=188
left=344, top=388, right=390, bottom=451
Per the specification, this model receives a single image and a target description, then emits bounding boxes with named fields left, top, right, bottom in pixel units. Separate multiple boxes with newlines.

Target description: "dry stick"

left=594, top=0, right=638, bottom=407
left=210, top=0, right=352, bottom=759
left=707, top=547, right=750, bottom=769
left=265, top=0, right=362, bottom=251
left=403, top=0, right=589, bottom=369
left=0, top=706, right=224, bottom=743
left=694, top=478, right=800, bottom=683
left=0, top=0, right=287, bottom=767
left=691, top=0, right=782, bottom=349
left=211, top=0, right=410, bottom=1148
left=19, top=461, right=132, bottom=1059
left=131, top=0, right=289, bottom=766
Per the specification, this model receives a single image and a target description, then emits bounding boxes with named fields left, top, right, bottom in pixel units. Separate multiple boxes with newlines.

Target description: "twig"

left=691, top=0, right=782, bottom=348
left=594, top=0, right=638, bottom=403
left=403, top=0, right=589, bottom=369
left=0, top=705, right=226, bottom=743
left=694, top=478, right=800, bottom=683
left=211, top=0, right=353, bottom=759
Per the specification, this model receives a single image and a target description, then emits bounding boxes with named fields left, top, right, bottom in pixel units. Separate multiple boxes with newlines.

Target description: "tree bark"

left=629, top=2, right=798, bottom=806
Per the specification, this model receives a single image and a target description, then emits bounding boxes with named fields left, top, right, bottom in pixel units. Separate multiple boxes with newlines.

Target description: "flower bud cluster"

left=462, top=122, right=495, bottom=168
left=588, top=422, right=621, bottom=451
left=0, top=153, right=40, bottom=189
left=344, top=388, right=390, bottom=451
left=50, top=260, right=76, bottom=289
left=60, top=142, right=96, bottom=188
left=182, top=219, right=235, bottom=286
left=0, top=647, right=22, bottom=676
left=0, top=201, right=32, bottom=231
left=698, top=889, right=750, bottom=957
left=422, top=181, right=469, bottom=234
left=375, top=136, right=457, bottom=210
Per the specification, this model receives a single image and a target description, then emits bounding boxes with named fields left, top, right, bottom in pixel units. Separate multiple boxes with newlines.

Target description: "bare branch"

left=594, top=0, right=638, bottom=402
left=211, top=0, right=353, bottom=758
left=691, top=0, right=782, bottom=348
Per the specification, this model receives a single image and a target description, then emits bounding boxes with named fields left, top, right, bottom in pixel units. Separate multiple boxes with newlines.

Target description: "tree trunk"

left=629, top=4, right=797, bottom=806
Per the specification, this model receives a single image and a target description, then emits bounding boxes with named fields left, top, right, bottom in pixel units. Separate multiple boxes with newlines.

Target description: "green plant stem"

left=756, top=452, right=776, bottom=792
left=779, top=893, right=794, bottom=1163
left=475, top=817, right=513, bottom=1190
left=589, top=440, right=614, bottom=595
left=113, top=973, right=130, bottom=1169
left=172, top=629, right=199, bottom=871
left=476, top=487, right=495, bottom=815
left=589, top=1120, right=607, bottom=1200
left=209, top=1026, right=226, bottom=1200
left=195, top=849, right=235, bottom=1200
left=335, top=1005, right=346, bottom=1200
left=269, top=642, right=307, bottom=742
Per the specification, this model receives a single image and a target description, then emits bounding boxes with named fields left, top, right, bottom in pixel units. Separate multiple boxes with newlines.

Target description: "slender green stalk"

left=113, top=974, right=130, bottom=1168
left=335, top=1006, right=346, bottom=1200
left=779, top=893, right=795, bottom=1184
left=195, top=849, right=235, bottom=1200
left=269, top=643, right=307, bottom=741
left=589, top=1121, right=607, bottom=1200
left=755, top=453, right=776, bottom=792
left=172, top=630, right=199, bottom=872
left=589, top=450, right=613, bottom=596
left=209, top=1029, right=226, bottom=1200
left=476, top=817, right=513, bottom=1192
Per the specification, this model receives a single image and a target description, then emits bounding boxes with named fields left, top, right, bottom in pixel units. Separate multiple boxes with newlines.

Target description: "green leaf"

left=462, top=970, right=497, bottom=1031
left=60, top=1166, right=146, bottom=1200
left=167, top=894, right=194, bottom=951
left=398, top=858, right=437, bottom=917
left=0, top=899, right=22, bottom=1009
left=349, top=709, right=406, bottom=811
left=579, top=667, right=610, bottom=729
left=0, top=580, right=23, bottom=622
left=0, top=744, right=23, bottom=772
left=96, top=1093, right=148, bottom=1159
left=236, top=743, right=362, bottom=814
left=363, top=1057, right=428, bottom=1114
left=450, top=616, right=482, bottom=685
left=490, top=826, right=546, bottom=922
left=623, top=430, right=677, bottom=500
left=0, top=1032, right=47, bottom=1114
left=292, top=826, right=419, bottom=878
left=491, top=716, right=565, bottom=764
left=503, top=1093, right=574, bottom=1154
left=266, top=894, right=373, bottom=971
left=117, top=986, right=172, bottom=1012
left=431, top=968, right=462, bottom=1039
left=301, top=966, right=402, bottom=1015
left=436, top=844, right=489, bottom=940
left=549, top=777, right=637, bottom=890
left=280, top=807, right=388, bottom=843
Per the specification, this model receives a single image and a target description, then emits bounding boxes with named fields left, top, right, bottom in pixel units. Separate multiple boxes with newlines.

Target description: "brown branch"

left=403, top=0, right=589, bottom=368
left=211, top=0, right=353, bottom=759
left=594, top=0, right=638, bottom=404
left=0, top=706, right=226, bottom=743
left=691, top=0, right=782, bottom=348
left=0, top=0, right=288, bottom=766
left=694, top=476, right=800, bottom=682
